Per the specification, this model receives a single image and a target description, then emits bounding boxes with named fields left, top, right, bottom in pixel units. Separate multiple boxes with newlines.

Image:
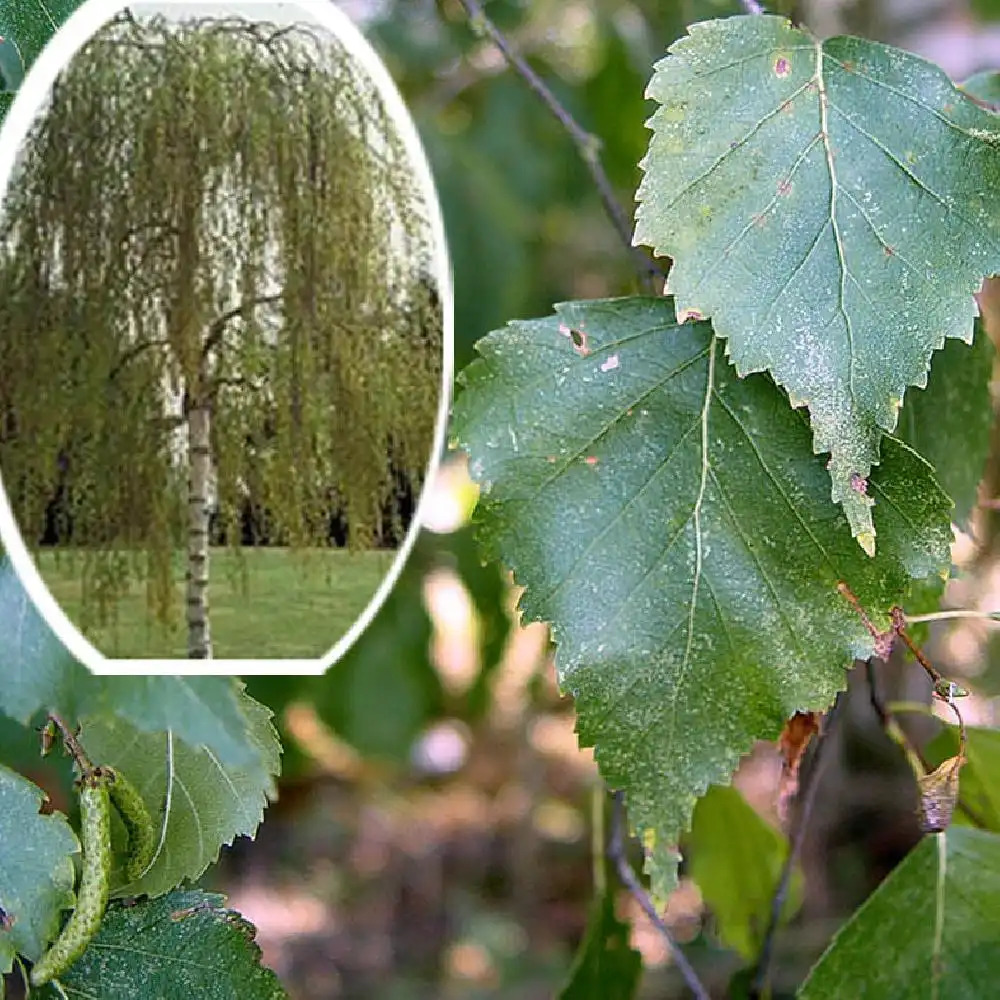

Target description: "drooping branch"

left=200, top=294, right=284, bottom=361
left=107, top=339, right=171, bottom=382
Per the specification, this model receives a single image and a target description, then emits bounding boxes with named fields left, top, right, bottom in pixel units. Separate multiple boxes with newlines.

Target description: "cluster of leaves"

left=0, top=558, right=286, bottom=995
left=452, top=9, right=1000, bottom=997
left=0, top=514, right=513, bottom=992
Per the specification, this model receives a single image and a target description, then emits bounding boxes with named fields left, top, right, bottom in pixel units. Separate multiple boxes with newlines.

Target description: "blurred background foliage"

left=5, top=0, right=1000, bottom=997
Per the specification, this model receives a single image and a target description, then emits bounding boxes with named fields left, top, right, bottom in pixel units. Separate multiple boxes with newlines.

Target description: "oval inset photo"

left=0, top=0, right=451, bottom=673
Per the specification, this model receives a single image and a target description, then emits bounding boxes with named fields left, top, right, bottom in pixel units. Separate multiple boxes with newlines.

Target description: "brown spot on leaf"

left=751, top=212, right=768, bottom=228
left=558, top=322, right=590, bottom=356
left=676, top=307, right=705, bottom=324
left=584, top=456, right=599, bottom=467
left=778, top=711, right=820, bottom=825
left=849, top=472, right=868, bottom=495
left=777, top=179, right=792, bottom=197
left=841, top=60, right=855, bottom=73
left=774, top=56, right=791, bottom=77
left=883, top=245, right=895, bottom=257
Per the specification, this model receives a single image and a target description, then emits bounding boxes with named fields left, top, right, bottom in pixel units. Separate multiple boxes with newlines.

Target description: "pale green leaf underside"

left=799, top=828, right=1000, bottom=998
left=0, top=765, right=77, bottom=971
left=78, top=692, right=279, bottom=899
left=635, top=14, right=1000, bottom=550
left=452, top=296, right=950, bottom=899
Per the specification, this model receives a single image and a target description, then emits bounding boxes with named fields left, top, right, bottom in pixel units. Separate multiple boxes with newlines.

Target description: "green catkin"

left=30, top=768, right=112, bottom=986
left=105, top=766, right=156, bottom=882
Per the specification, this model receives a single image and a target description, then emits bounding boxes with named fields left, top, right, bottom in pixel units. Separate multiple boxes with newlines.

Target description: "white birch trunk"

left=186, top=394, right=212, bottom=659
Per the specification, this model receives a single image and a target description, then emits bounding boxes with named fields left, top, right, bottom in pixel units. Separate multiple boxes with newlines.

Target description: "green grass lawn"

left=35, top=547, right=396, bottom=659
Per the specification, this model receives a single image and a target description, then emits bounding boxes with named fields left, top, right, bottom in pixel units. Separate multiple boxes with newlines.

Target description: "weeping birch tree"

left=0, top=12, right=443, bottom=658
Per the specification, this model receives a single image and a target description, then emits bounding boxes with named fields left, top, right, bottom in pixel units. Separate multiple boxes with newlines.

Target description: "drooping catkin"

left=30, top=768, right=113, bottom=986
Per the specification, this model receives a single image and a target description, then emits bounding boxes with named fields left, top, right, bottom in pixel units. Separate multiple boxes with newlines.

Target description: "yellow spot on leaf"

left=857, top=531, right=876, bottom=558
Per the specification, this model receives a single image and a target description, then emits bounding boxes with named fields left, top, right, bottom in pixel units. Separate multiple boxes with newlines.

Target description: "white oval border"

left=0, top=0, right=454, bottom=676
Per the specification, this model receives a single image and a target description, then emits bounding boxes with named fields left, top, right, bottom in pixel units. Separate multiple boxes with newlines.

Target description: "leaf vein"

left=653, top=78, right=815, bottom=222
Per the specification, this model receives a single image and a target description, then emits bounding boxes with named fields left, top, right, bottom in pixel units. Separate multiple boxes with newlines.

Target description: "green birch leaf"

left=634, top=14, right=1000, bottom=552
left=451, top=296, right=950, bottom=900
left=961, top=71, right=1000, bottom=109
left=897, top=321, right=994, bottom=527
left=0, top=765, right=77, bottom=972
left=76, top=692, right=280, bottom=899
left=0, top=36, right=25, bottom=94
left=799, top=827, right=1000, bottom=999
left=558, top=888, right=642, bottom=1000
left=0, top=559, right=264, bottom=768
left=687, top=784, right=802, bottom=959
left=0, top=0, right=80, bottom=112
left=30, top=890, right=287, bottom=998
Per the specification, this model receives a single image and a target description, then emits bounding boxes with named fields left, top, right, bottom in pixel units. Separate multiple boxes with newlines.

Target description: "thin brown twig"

left=749, top=700, right=839, bottom=999
left=894, top=623, right=946, bottom=688
left=837, top=582, right=947, bottom=687
left=868, top=660, right=991, bottom=830
left=454, top=0, right=664, bottom=293
left=201, top=293, right=284, bottom=360
left=608, top=791, right=710, bottom=1000
left=47, top=712, right=91, bottom=772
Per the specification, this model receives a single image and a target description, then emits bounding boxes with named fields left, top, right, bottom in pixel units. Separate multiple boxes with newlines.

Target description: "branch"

left=208, top=374, right=268, bottom=401
left=608, top=791, right=711, bottom=1000
left=867, top=662, right=989, bottom=831
left=749, top=700, right=840, bottom=999
left=201, top=294, right=283, bottom=360
left=47, top=712, right=92, bottom=772
left=454, top=0, right=664, bottom=293
left=107, top=338, right=171, bottom=382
